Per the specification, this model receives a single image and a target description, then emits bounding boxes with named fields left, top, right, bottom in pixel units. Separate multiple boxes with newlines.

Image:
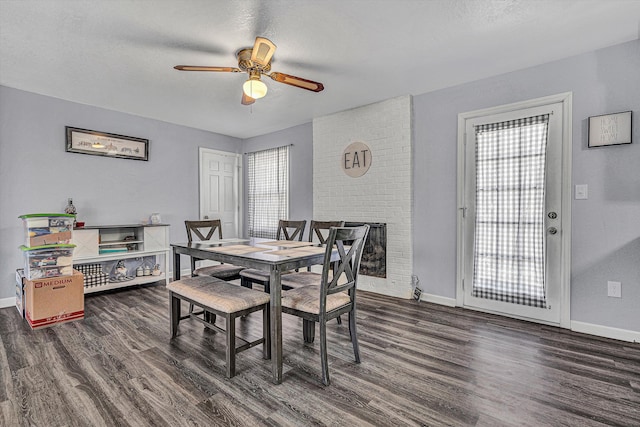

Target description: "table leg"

left=173, top=249, right=181, bottom=281
left=270, top=267, right=283, bottom=384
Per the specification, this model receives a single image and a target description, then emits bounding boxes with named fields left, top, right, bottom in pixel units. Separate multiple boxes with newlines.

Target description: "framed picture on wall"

left=65, top=127, right=149, bottom=160
left=588, top=111, right=632, bottom=148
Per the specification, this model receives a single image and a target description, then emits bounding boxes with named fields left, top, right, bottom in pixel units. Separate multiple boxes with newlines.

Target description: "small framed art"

left=588, top=111, right=632, bottom=148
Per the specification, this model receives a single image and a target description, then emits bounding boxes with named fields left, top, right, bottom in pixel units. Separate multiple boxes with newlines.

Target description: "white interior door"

left=458, top=94, right=571, bottom=326
left=199, top=148, right=241, bottom=239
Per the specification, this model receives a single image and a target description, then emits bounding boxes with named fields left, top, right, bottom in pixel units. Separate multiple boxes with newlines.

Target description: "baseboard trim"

left=420, top=296, right=639, bottom=343
left=356, top=282, right=412, bottom=299
left=0, top=297, right=15, bottom=309
left=420, top=293, right=457, bottom=307
left=571, top=320, right=639, bottom=343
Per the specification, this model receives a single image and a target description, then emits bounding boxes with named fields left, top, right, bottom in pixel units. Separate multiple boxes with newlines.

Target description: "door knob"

left=548, top=227, right=558, bottom=235
left=548, top=212, right=557, bottom=219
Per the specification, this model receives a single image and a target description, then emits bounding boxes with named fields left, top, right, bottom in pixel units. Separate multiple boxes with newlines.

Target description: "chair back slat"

left=185, top=220, right=224, bottom=242
left=308, top=220, right=344, bottom=244
left=320, top=225, right=370, bottom=305
left=277, top=220, right=307, bottom=241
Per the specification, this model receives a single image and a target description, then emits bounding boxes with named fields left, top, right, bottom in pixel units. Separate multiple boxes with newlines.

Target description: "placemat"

left=268, top=246, right=326, bottom=257
left=259, top=240, right=315, bottom=248
left=204, top=245, right=267, bottom=255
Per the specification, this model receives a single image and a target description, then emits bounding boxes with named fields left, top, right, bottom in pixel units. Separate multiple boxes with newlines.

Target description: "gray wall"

left=2, top=39, right=638, bottom=333
left=241, top=123, right=313, bottom=237
left=0, top=86, right=241, bottom=299
left=412, top=39, right=639, bottom=331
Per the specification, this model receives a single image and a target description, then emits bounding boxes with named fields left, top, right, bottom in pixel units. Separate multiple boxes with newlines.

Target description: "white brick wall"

left=313, top=95, right=413, bottom=298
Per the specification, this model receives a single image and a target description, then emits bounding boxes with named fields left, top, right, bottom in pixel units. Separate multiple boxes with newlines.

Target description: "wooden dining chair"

left=309, top=220, right=345, bottom=245
left=277, top=219, right=307, bottom=241
left=281, top=220, right=344, bottom=285
left=239, top=219, right=306, bottom=293
left=280, top=220, right=346, bottom=326
left=280, top=225, right=370, bottom=386
left=185, top=220, right=245, bottom=280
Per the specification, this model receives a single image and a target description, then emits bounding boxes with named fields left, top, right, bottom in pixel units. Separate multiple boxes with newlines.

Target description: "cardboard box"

left=24, top=269, right=84, bottom=329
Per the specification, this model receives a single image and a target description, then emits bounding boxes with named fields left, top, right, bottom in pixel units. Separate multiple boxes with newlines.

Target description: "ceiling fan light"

left=243, top=78, right=267, bottom=99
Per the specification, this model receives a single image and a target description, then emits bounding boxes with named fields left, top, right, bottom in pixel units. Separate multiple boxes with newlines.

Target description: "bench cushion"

left=168, top=276, right=270, bottom=314
left=239, top=268, right=270, bottom=282
left=193, top=263, right=245, bottom=279
left=240, top=268, right=295, bottom=282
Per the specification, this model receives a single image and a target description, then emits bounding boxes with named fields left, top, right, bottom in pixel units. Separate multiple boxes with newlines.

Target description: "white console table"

left=72, top=224, right=170, bottom=293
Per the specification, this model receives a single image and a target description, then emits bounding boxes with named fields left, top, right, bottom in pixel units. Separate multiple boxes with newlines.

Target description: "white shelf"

left=72, top=224, right=170, bottom=293
left=84, top=273, right=166, bottom=294
left=75, top=249, right=168, bottom=263
left=99, top=240, right=143, bottom=247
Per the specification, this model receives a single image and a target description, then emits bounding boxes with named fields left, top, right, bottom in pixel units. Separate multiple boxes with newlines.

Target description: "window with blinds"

left=247, top=145, right=289, bottom=238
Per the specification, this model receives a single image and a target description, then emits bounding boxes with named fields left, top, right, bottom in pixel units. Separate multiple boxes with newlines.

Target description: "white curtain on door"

left=472, top=115, right=549, bottom=308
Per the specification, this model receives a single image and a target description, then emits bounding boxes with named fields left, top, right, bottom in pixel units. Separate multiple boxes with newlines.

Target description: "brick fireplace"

left=344, top=222, right=386, bottom=278
left=312, top=95, right=413, bottom=298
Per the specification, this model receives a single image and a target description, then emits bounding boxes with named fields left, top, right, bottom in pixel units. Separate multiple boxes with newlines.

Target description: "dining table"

left=171, top=238, right=331, bottom=384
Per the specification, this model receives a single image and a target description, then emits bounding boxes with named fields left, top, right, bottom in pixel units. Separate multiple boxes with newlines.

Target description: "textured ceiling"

left=1, top=0, right=639, bottom=139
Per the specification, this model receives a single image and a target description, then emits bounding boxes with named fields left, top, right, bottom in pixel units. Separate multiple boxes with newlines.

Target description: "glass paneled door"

left=460, top=100, right=568, bottom=325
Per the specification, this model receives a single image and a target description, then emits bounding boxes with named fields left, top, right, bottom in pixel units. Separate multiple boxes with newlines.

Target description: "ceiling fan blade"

left=174, top=65, right=241, bottom=72
left=251, top=37, right=277, bottom=66
left=269, top=72, right=324, bottom=92
left=241, top=92, right=255, bottom=105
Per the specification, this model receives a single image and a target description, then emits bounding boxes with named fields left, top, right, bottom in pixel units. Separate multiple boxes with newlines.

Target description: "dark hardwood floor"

left=1, top=283, right=638, bottom=426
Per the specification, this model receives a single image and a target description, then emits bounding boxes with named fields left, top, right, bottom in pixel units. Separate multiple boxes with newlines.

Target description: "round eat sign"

left=342, top=141, right=371, bottom=178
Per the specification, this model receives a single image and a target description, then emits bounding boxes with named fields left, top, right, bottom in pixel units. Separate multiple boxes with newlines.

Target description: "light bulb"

left=243, top=78, right=268, bottom=99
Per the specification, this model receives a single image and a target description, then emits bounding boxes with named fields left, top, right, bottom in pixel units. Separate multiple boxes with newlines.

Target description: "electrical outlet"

left=607, top=281, right=621, bottom=298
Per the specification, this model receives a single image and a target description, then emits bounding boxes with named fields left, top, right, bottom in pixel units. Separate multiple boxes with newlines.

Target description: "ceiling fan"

left=174, top=37, right=324, bottom=105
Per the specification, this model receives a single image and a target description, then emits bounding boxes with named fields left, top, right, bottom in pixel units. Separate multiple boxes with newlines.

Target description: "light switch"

left=575, top=184, right=588, bottom=200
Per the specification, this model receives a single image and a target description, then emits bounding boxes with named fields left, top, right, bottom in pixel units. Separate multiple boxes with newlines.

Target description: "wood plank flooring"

left=1, top=283, right=638, bottom=426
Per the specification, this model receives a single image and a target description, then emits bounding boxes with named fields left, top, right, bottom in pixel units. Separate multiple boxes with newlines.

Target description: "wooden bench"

left=167, top=276, right=271, bottom=378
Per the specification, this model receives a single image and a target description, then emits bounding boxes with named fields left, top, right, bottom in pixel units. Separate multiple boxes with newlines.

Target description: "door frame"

left=456, top=92, right=572, bottom=329
left=198, top=147, right=243, bottom=238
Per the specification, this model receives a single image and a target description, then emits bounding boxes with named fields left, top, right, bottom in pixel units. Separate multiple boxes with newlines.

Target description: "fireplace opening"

left=344, top=222, right=386, bottom=278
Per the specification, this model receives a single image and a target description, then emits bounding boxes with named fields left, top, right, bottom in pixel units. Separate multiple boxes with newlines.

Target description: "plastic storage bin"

left=20, top=213, right=75, bottom=247
left=20, top=244, right=75, bottom=280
